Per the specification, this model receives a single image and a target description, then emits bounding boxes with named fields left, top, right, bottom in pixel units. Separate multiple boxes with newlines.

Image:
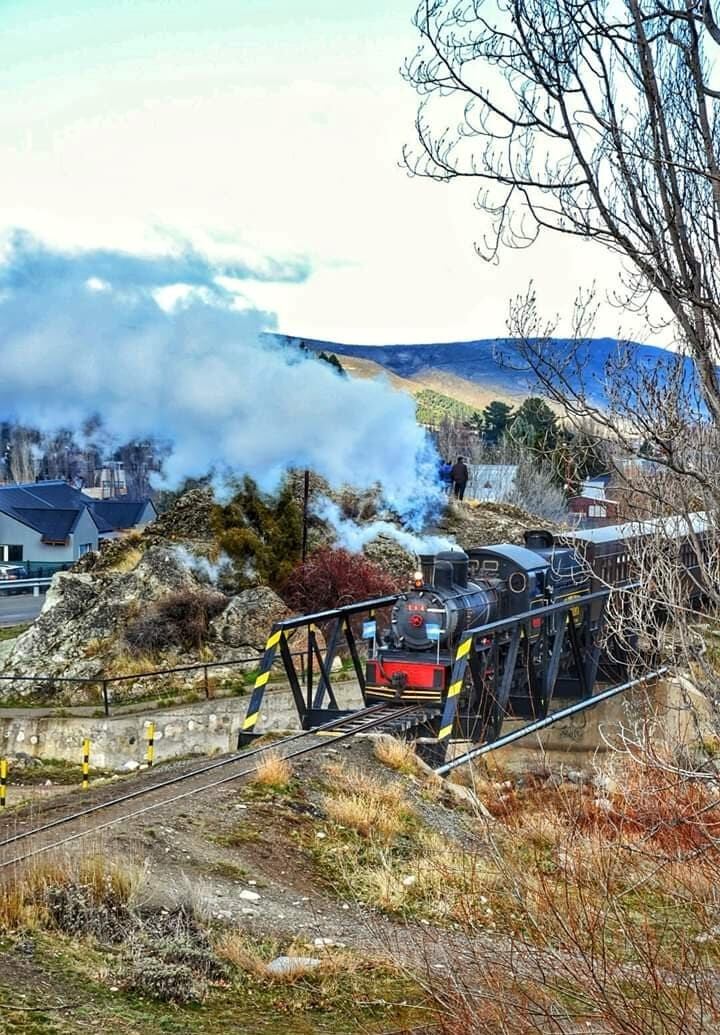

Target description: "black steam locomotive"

left=365, top=514, right=707, bottom=740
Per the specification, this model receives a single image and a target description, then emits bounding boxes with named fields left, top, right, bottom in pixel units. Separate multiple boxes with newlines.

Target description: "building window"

left=0, top=546, right=23, bottom=562
left=77, top=543, right=93, bottom=557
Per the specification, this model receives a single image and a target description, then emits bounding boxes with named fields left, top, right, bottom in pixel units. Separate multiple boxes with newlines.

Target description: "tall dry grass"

left=0, top=851, right=142, bottom=933
left=321, top=763, right=412, bottom=841
left=252, top=751, right=293, bottom=791
left=389, top=755, right=720, bottom=1034
left=373, top=735, right=418, bottom=775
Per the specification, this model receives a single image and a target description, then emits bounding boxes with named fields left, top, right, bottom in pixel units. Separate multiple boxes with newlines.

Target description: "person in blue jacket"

left=439, top=458, right=453, bottom=494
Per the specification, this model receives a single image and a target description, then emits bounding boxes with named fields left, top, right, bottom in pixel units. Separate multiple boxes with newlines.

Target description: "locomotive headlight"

left=412, top=570, right=423, bottom=588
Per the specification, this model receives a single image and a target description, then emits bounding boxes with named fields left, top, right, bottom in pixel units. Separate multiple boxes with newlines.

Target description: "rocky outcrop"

left=0, top=547, right=288, bottom=701
left=362, top=535, right=416, bottom=581
left=209, top=587, right=289, bottom=654
left=75, top=489, right=216, bottom=575
left=436, top=500, right=559, bottom=551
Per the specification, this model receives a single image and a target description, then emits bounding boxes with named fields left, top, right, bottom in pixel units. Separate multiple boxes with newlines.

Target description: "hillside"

left=273, top=334, right=682, bottom=407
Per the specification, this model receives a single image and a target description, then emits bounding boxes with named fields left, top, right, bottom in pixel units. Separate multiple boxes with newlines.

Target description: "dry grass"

left=215, top=929, right=404, bottom=989
left=321, top=762, right=412, bottom=841
left=108, top=651, right=182, bottom=678
left=373, top=735, right=418, bottom=775
left=214, top=930, right=269, bottom=980
left=106, top=545, right=143, bottom=574
left=0, top=852, right=140, bottom=932
left=83, top=636, right=114, bottom=659
left=252, top=751, right=293, bottom=791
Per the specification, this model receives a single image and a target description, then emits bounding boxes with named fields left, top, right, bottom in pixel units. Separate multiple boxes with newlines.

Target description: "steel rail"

left=0, top=704, right=421, bottom=869
left=0, top=702, right=396, bottom=851
left=435, top=668, right=669, bottom=775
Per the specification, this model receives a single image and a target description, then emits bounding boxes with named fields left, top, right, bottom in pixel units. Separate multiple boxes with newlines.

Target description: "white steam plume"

left=316, top=499, right=454, bottom=556
left=0, top=233, right=444, bottom=534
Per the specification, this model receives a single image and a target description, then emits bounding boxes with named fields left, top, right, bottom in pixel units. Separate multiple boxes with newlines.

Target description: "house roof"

left=12, top=508, right=83, bottom=543
left=88, top=499, right=156, bottom=531
left=0, top=481, right=154, bottom=539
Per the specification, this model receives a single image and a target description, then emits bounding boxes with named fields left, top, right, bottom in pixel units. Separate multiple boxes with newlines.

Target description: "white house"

left=0, top=481, right=156, bottom=575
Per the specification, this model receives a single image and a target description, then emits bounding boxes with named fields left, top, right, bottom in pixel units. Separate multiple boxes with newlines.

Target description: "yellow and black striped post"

left=145, top=722, right=155, bottom=767
left=437, top=634, right=474, bottom=741
left=0, top=759, right=7, bottom=808
left=238, top=628, right=282, bottom=745
left=81, top=737, right=90, bottom=790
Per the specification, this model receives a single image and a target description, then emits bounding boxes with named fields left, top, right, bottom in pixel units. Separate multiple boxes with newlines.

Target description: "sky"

left=0, top=0, right=635, bottom=345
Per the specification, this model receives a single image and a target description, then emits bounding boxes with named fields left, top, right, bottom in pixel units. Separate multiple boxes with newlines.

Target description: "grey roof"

left=89, top=499, right=155, bottom=531
left=14, top=508, right=82, bottom=542
left=471, top=544, right=549, bottom=570
left=567, top=512, right=709, bottom=545
left=0, top=480, right=154, bottom=539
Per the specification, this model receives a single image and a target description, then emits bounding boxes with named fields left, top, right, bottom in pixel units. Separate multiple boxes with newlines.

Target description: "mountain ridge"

left=272, top=334, right=678, bottom=406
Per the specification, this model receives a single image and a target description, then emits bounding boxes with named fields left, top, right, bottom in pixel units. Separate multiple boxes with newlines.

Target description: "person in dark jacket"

left=451, top=456, right=469, bottom=500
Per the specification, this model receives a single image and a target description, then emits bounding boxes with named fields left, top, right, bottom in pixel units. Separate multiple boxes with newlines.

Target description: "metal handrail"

left=0, top=643, right=318, bottom=717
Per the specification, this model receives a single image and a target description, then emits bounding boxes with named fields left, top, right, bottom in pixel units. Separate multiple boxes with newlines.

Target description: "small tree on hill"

left=212, top=477, right=303, bottom=591
left=281, top=546, right=401, bottom=615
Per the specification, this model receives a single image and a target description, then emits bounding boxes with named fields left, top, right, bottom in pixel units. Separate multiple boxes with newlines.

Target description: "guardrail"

left=0, top=637, right=322, bottom=717
left=0, top=578, right=52, bottom=597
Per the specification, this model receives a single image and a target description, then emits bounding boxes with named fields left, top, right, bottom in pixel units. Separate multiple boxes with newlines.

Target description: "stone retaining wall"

left=0, top=684, right=364, bottom=771
left=0, top=678, right=708, bottom=772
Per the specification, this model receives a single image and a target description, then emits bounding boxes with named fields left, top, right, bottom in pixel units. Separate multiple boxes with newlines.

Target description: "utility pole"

left=301, top=469, right=310, bottom=562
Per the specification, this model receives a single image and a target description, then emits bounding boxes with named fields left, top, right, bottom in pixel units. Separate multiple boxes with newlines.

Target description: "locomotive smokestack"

left=419, top=554, right=435, bottom=586
left=436, top=550, right=469, bottom=588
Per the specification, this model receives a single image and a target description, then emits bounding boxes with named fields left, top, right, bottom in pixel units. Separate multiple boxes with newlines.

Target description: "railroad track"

left=0, top=703, right=425, bottom=870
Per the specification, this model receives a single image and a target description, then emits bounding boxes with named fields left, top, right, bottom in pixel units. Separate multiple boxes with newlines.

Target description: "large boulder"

left=1, top=547, right=212, bottom=696
left=209, top=587, right=289, bottom=652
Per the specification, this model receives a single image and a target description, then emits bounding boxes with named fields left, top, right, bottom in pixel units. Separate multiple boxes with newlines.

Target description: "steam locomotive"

left=364, top=514, right=707, bottom=738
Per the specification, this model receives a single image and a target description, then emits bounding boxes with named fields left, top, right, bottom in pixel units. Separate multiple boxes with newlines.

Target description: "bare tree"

left=404, top=0, right=720, bottom=411
left=6, top=425, right=39, bottom=484
left=404, top=0, right=720, bottom=717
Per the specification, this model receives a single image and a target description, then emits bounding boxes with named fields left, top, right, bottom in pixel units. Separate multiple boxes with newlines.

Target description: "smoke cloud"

left=0, top=232, right=443, bottom=534
left=316, top=499, right=453, bottom=556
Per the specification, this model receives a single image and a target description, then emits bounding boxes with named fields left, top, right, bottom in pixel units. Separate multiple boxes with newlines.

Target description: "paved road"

left=0, top=593, right=44, bottom=627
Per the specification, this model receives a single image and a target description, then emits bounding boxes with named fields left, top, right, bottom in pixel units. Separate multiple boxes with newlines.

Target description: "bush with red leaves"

left=281, top=547, right=401, bottom=615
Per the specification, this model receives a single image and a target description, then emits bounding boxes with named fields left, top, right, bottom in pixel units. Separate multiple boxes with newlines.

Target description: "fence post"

left=82, top=738, right=90, bottom=790
left=0, top=759, right=7, bottom=808
left=145, top=722, right=155, bottom=767
left=203, top=666, right=209, bottom=699
left=102, top=680, right=110, bottom=716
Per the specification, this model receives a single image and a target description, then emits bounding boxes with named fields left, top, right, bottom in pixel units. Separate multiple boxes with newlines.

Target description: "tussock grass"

left=215, top=930, right=270, bottom=979
left=373, top=735, right=418, bottom=775
left=252, top=751, right=293, bottom=791
left=83, top=636, right=114, bottom=659
left=106, top=545, right=143, bottom=574
left=215, top=928, right=407, bottom=992
left=0, top=852, right=141, bottom=933
left=109, top=651, right=159, bottom=677
left=315, top=761, right=501, bottom=922
left=321, top=763, right=412, bottom=841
